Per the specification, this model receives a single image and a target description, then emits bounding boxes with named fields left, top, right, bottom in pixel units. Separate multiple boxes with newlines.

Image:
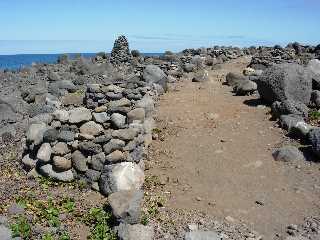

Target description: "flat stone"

left=108, top=98, right=131, bottom=109
left=69, top=107, right=92, bottom=123
left=106, top=150, right=127, bottom=163
left=185, top=231, right=220, bottom=240
left=39, top=164, right=74, bottom=182
left=91, top=153, right=105, bottom=171
left=94, top=106, right=108, bottom=113
left=85, top=169, right=101, bottom=182
left=37, top=143, right=52, bottom=162
left=58, top=131, right=75, bottom=142
left=111, top=113, right=126, bottom=129
left=43, top=128, right=59, bottom=142
left=93, top=112, right=110, bottom=123
left=53, top=156, right=72, bottom=172
left=0, top=225, right=12, bottom=240
left=80, top=121, right=104, bottom=136
left=52, top=109, right=69, bottom=123
left=78, top=141, right=102, bottom=155
left=61, top=93, right=84, bottom=106
left=29, top=113, right=53, bottom=125
left=272, top=146, right=305, bottom=162
left=71, top=150, right=88, bottom=172
left=103, top=139, right=126, bottom=154
left=53, top=142, right=70, bottom=155
left=22, top=154, right=37, bottom=170
left=112, top=129, right=139, bottom=141
left=116, top=223, right=154, bottom=240
left=109, top=190, right=144, bottom=224
left=127, top=108, right=145, bottom=123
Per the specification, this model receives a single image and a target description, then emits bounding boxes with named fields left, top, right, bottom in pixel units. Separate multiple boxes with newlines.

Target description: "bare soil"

left=145, top=58, right=320, bottom=239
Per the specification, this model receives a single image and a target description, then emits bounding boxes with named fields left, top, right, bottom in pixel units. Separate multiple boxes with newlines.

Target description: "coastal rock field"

left=0, top=36, right=320, bottom=239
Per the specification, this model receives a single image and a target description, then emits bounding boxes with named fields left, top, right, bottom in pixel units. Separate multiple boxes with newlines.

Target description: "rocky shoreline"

left=1, top=36, right=320, bottom=239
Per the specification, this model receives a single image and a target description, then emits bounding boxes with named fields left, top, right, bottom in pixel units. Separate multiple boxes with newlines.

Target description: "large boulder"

left=307, top=59, right=320, bottom=90
left=272, top=146, right=305, bottom=162
left=0, top=102, right=17, bottom=124
left=108, top=190, right=143, bottom=224
left=192, top=70, right=209, bottom=82
left=257, top=63, right=312, bottom=104
left=143, top=65, right=168, bottom=91
left=99, top=162, right=144, bottom=196
left=225, top=72, right=248, bottom=87
left=38, top=164, right=74, bottom=182
left=116, top=223, right=154, bottom=240
left=185, top=231, right=220, bottom=240
left=308, top=128, right=320, bottom=157
left=233, top=80, right=257, bottom=95
left=0, top=224, right=12, bottom=240
left=271, top=100, right=309, bottom=118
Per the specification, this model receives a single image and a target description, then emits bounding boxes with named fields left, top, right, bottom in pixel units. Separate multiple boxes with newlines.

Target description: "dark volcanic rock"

left=256, top=63, right=312, bottom=104
left=110, top=36, right=132, bottom=64
left=308, top=128, right=320, bottom=157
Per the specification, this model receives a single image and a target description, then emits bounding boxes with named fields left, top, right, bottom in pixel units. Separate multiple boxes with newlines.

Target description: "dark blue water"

left=0, top=53, right=162, bottom=70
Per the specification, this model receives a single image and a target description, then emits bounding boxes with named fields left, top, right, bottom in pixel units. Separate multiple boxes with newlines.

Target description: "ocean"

left=0, top=53, right=162, bottom=70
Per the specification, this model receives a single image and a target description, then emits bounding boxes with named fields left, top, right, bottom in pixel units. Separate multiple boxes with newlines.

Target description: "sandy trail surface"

left=146, top=58, right=320, bottom=239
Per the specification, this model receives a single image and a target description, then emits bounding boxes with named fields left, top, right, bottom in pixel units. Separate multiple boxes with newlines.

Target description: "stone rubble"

left=1, top=36, right=320, bottom=239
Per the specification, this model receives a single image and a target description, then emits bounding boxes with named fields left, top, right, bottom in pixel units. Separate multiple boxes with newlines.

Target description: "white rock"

left=69, top=107, right=92, bottom=123
left=80, top=121, right=104, bottom=136
left=37, top=143, right=52, bottom=162
left=100, top=162, right=144, bottom=195
left=52, top=109, right=69, bottom=123
left=26, top=122, right=47, bottom=145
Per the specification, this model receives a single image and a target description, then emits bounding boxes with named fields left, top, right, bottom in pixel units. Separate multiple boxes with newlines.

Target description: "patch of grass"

left=59, top=232, right=71, bottom=240
left=152, top=128, right=162, bottom=134
left=309, top=110, right=320, bottom=121
left=140, top=213, right=149, bottom=225
left=82, top=207, right=117, bottom=240
left=142, top=193, right=167, bottom=225
left=61, top=198, right=76, bottom=213
left=144, top=175, right=161, bottom=189
left=10, top=216, right=32, bottom=239
left=38, top=198, right=61, bottom=227
left=42, top=233, right=55, bottom=240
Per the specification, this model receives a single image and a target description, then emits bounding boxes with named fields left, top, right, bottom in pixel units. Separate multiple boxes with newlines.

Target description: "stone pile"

left=22, top=78, right=158, bottom=187
left=110, top=35, right=132, bottom=64
left=249, top=43, right=319, bottom=70
left=247, top=56, right=320, bottom=163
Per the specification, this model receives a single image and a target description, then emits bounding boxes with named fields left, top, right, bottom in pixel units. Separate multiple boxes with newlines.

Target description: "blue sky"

left=0, top=0, right=319, bottom=54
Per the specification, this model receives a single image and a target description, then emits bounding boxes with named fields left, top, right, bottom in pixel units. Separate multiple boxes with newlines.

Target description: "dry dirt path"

left=146, top=58, right=320, bottom=239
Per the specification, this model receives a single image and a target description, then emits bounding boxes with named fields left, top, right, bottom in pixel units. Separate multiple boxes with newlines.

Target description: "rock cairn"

left=110, top=35, right=132, bottom=64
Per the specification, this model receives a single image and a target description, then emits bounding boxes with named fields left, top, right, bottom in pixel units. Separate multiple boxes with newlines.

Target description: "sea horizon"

left=0, top=52, right=164, bottom=70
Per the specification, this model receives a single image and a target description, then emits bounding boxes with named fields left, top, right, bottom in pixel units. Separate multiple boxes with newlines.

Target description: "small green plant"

left=309, top=110, right=320, bottom=121
left=140, top=213, right=149, bottom=225
left=152, top=128, right=162, bottom=134
left=59, top=232, right=71, bottom=240
left=144, top=175, right=161, bottom=189
left=61, top=198, right=75, bottom=213
left=10, top=216, right=32, bottom=239
left=83, top=207, right=117, bottom=240
left=42, top=232, right=55, bottom=240
left=33, top=198, right=60, bottom=227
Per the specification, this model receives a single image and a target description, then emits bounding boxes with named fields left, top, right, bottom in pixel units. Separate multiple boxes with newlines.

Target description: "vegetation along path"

left=145, top=57, right=320, bottom=239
